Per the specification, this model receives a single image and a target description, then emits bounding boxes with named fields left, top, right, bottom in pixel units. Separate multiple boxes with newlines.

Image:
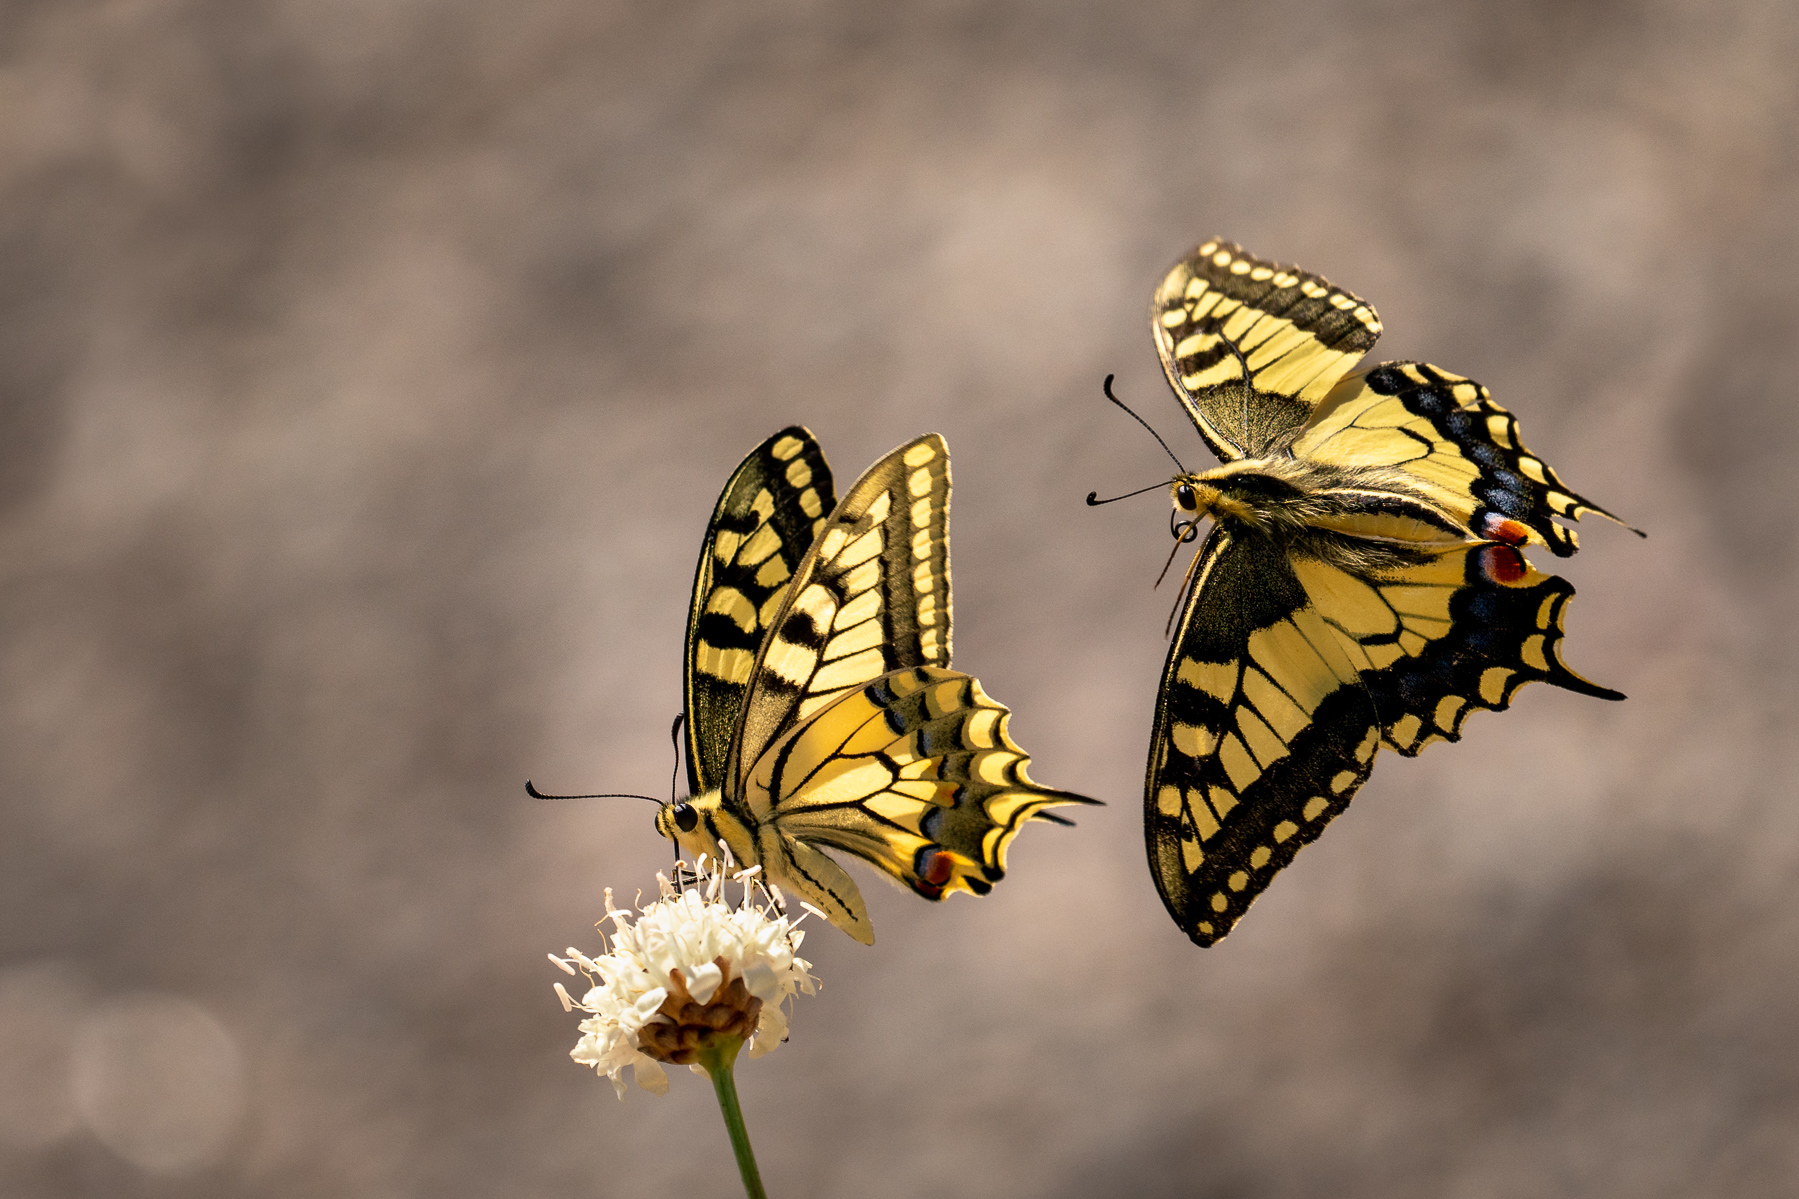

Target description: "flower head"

left=551, top=854, right=818, bottom=1099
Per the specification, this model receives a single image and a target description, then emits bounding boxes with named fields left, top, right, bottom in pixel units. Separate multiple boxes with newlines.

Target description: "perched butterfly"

left=654, top=428, right=1095, bottom=944
left=1135, top=239, right=1639, bottom=946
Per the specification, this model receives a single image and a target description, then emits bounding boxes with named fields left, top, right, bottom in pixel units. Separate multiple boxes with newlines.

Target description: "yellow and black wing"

left=683, top=427, right=836, bottom=796
left=1153, top=239, right=1384, bottom=461
left=1292, top=361, right=1639, bottom=557
left=742, top=666, right=1097, bottom=944
left=1146, top=528, right=1620, bottom=947
left=727, top=434, right=955, bottom=788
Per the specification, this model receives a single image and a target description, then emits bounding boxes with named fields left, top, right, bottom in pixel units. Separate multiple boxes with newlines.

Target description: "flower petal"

left=684, top=961, right=723, bottom=1005
left=741, top=960, right=779, bottom=1003
left=631, top=988, right=668, bottom=1021
left=632, top=1057, right=669, bottom=1096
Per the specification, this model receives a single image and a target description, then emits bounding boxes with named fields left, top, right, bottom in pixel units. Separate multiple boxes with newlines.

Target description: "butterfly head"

left=1168, top=474, right=1255, bottom=528
left=653, top=788, right=759, bottom=871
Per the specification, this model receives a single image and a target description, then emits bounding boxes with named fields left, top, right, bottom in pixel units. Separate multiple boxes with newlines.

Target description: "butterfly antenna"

left=525, top=780, right=663, bottom=804
left=1101, top=374, right=1187, bottom=474
left=668, top=712, right=686, bottom=802
left=1085, top=481, right=1169, bottom=506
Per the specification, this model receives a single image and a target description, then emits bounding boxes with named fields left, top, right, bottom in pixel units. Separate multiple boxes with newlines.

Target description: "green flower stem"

left=696, top=1036, right=766, bottom=1199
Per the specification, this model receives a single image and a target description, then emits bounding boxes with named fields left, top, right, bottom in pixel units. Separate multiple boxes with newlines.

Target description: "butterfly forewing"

left=744, top=666, right=1096, bottom=941
left=728, top=434, right=953, bottom=792
left=683, top=427, right=836, bottom=795
left=1154, top=239, right=1384, bottom=460
left=1148, top=527, right=1621, bottom=946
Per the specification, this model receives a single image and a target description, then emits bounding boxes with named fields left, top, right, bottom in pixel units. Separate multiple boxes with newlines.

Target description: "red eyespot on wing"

left=911, top=848, right=955, bottom=899
left=1480, top=513, right=1530, bottom=546
left=1480, top=545, right=1527, bottom=584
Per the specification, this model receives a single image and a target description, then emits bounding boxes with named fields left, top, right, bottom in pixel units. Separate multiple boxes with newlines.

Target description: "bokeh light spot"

left=70, top=992, right=247, bottom=1173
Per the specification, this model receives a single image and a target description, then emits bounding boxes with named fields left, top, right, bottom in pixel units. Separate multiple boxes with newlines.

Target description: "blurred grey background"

left=2, top=2, right=1795, bottom=1196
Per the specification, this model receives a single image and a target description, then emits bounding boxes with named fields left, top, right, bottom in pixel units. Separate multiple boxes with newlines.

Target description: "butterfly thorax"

left=656, top=788, right=760, bottom=871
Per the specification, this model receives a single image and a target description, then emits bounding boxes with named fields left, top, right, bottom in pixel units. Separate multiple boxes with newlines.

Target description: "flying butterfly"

left=647, top=428, right=1094, bottom=944
left=1124, top=239, right=1639, bottom=946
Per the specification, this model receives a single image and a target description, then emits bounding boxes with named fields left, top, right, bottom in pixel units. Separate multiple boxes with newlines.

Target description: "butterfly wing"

left=1291, top=361, right=1639, bottom=557
left=743, top=666, right=1097, bottom=944
left=1147, top=526, right=1620, bottom=947
left=728, top=433, right=953, bottom=792
left=683, top=427, right=836, bottom=796
left=1153, top=239, right=1384, bottom=460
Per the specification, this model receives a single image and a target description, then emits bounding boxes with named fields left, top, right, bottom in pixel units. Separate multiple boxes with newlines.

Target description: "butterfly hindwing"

left=729, top=434, right=953, bottom=790
left=1148, top=527, right=1620, bottom=946
left=1153, top=239, right=1384, bottom=460
left=745, top=666, right=1096, bottom=944
left=1354, top=543, right=1623, bottom=754
left=683, top=427, right=837, bottom=795
left=1293, top=361, right=1638, bottom=557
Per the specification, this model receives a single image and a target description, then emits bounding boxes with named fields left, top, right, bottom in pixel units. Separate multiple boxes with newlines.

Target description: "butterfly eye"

left=673, top=804, right=699, bottom=833
left=1175, top=483, right=1198, bottom=511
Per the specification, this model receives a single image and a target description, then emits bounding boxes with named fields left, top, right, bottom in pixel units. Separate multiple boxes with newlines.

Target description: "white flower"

left=551, top=854, right=818, bottom=1099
